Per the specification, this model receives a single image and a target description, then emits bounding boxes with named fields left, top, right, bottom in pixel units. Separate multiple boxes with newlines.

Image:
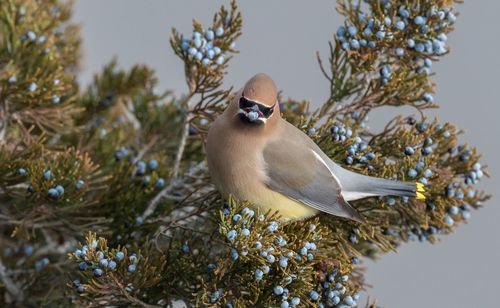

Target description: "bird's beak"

left=238, top=95, right=275, bottom=124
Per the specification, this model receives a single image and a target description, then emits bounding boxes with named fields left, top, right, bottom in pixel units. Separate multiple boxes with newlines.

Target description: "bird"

left=206, top=73, right=425, bottom=223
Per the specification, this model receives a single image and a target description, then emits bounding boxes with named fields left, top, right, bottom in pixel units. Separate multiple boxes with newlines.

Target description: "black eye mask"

left=239, top=96, right=275, bottom=118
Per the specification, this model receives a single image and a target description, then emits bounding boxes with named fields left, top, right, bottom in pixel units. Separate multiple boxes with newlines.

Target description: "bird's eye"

left=239, top=97, right=254, bottom=109
left=259, top=104, right=274, bottom=118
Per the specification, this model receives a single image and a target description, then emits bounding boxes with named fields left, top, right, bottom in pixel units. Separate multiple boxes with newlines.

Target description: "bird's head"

left=235, top=73, right=280, bottom=125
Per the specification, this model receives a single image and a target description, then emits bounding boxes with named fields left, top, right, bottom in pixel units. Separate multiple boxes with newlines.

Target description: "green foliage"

left=0, top=0, right=490, bottom=307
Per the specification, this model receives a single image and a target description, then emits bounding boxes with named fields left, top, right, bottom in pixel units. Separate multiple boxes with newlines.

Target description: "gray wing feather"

left=263, top=125, right=364, bottom=222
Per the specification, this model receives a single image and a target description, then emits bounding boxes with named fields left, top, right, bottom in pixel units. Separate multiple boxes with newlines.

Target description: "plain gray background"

left=74, top=1, right=499, bottom=307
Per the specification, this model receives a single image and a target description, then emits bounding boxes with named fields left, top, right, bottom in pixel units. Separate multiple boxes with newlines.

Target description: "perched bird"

left=206, top=73, right=425, bottom=223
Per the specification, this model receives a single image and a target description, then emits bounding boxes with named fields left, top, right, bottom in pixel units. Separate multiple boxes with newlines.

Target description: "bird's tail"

left=329, top=161, right=426, bottom=201
left=334, top=167, right=426, bottom=201
left=359, top=177, right=426, bottom=200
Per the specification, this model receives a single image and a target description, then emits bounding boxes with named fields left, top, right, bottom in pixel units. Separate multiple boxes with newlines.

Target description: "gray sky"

left=74, top=1, right=499, bottom=307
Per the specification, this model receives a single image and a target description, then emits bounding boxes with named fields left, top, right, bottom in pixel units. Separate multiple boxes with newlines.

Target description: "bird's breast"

left=206, top=120, right=317, bottom=221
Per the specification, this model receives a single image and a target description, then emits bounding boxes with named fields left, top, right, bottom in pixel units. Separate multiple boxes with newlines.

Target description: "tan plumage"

left=206, top=73, right=424, bottom=223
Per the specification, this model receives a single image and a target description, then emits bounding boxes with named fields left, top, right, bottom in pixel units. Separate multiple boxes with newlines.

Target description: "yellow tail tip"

left=416, top=182, right=425, bottom=193
left=416, top=192, right=426, bottom=200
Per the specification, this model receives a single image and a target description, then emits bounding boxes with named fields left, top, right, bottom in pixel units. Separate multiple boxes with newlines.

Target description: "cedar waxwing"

left=206, top=73, right=425, bottom=223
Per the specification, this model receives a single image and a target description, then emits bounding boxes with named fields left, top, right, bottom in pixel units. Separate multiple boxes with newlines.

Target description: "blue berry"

left=267, top=254, right=276, bottom=263
left=444, top=215, right=454, bottom=226
left=368, top=41, right=376, bottom=48
left=422, top=146, right=433, bottom=155
left=262, top=265, right=270, bottom=274
left=115, top=251, right=124, bottom=261
left=414, top=16, right=425, bottom=25
left=241, top=228, right=250, bottom=236
left=350, top=39, right=360, bottom=49
left=52, top=95, right=60, bottom=104
left=93, top=268, right=103, bottom=277
left=375, top=31, right=386, bottom=39
left=28, top=82, right=37, bottom=92
left=363, top=27, right=372, bottom=37
left=291, top=297, right=300, bottom=306
left=215, top=27, right=224, bottom=37
left=448, top=12, right=457, bottom=23
left=78, top=262, right=88, bottom=271
left=274, top=285, right=284, bottom=296
left=255, top=269, right=264, bottom=280
left=387, top=198, right=396, bottom=206
left=266, top=221, right=279, bottom=232
left=424, top=169, right=433, bottom=178
left=333, top=296, right=341, bottom=305
left=337, top=26, right=346, bottom=37
left=344, top=295, right=354, bottom=306
left=227, top=230, right=237, bottom=241
left=43, top=170, right=51, bottom=180
left=181, top=244, right=190, bottom=254
left=384, top=16, right=392, bottom=26
left=279, top=256, right=288, bottom=268
left=408, top=169, right=418, bottom=178
left=216, top=55, right=225, bottom=65
left=407, top=39, right=416, bottom=48
left=415, top=43, right=425, bottom=53
left=206, top=49, right=216, bottom=59
left=281, top=301, right=290, bottom=308
left=55, top=185, right=64, bottom=195
left=18, top=168, right=26, bottom=175
left=437, top=33, right=448, bottom=42
left=188, top=47, right=197, bottom=55
left=155, top=178, right=165, bottom=188
left=395, top=21, right=406, bottom=30
left=423, top=93, right=434, bottom=103
left=26, top=30, right=37, bottom=41
left=205, top=30, right=215, bottom=41
left=24, top=245, right=33, bottom=256
left=449, top=206, right=459, bottom=215
left=380, top=65, right=391, bottom=78
left=48, top=188, right=59, bottom=199
left=76, top=180, right=85, bottom=190
left=396, top=48, right=405, bottom=57
left=128, top=264, right=137, bottom=273
left=399, top=7, right=409, bottom=18
left=230, top=248, right=238, bottom=260
left=419, top=178, right=428, bottom=185
left=135, top=216, right=144, bottom=225
left=404, top=146, right=415, bottom=155
left=417, top=123, right=428, bottom=133
left=201, top=58, right=210, bottom=66
left=462, top=211, right=471, bottom=220
left=108, top=260, right=117, bottom=270
left=148, top=159, right=158, bottom=170
left=310, top=291, right=320, bottom=301
left=472, top=162, right=481, bottom=171
left=8, top=76, right=17, bottom=83
left=347, top=26, right=357, bottom=36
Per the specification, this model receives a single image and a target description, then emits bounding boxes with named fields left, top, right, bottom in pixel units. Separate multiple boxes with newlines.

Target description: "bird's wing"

left=262, top=122, right=364, bottom=223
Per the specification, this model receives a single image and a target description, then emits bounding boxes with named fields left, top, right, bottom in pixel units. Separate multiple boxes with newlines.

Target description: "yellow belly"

left=250, top=188, right=318, bottom=222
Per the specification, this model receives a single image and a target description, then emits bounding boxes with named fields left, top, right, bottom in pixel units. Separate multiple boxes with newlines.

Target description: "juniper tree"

left=0, top=0, right=490, bottom=307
